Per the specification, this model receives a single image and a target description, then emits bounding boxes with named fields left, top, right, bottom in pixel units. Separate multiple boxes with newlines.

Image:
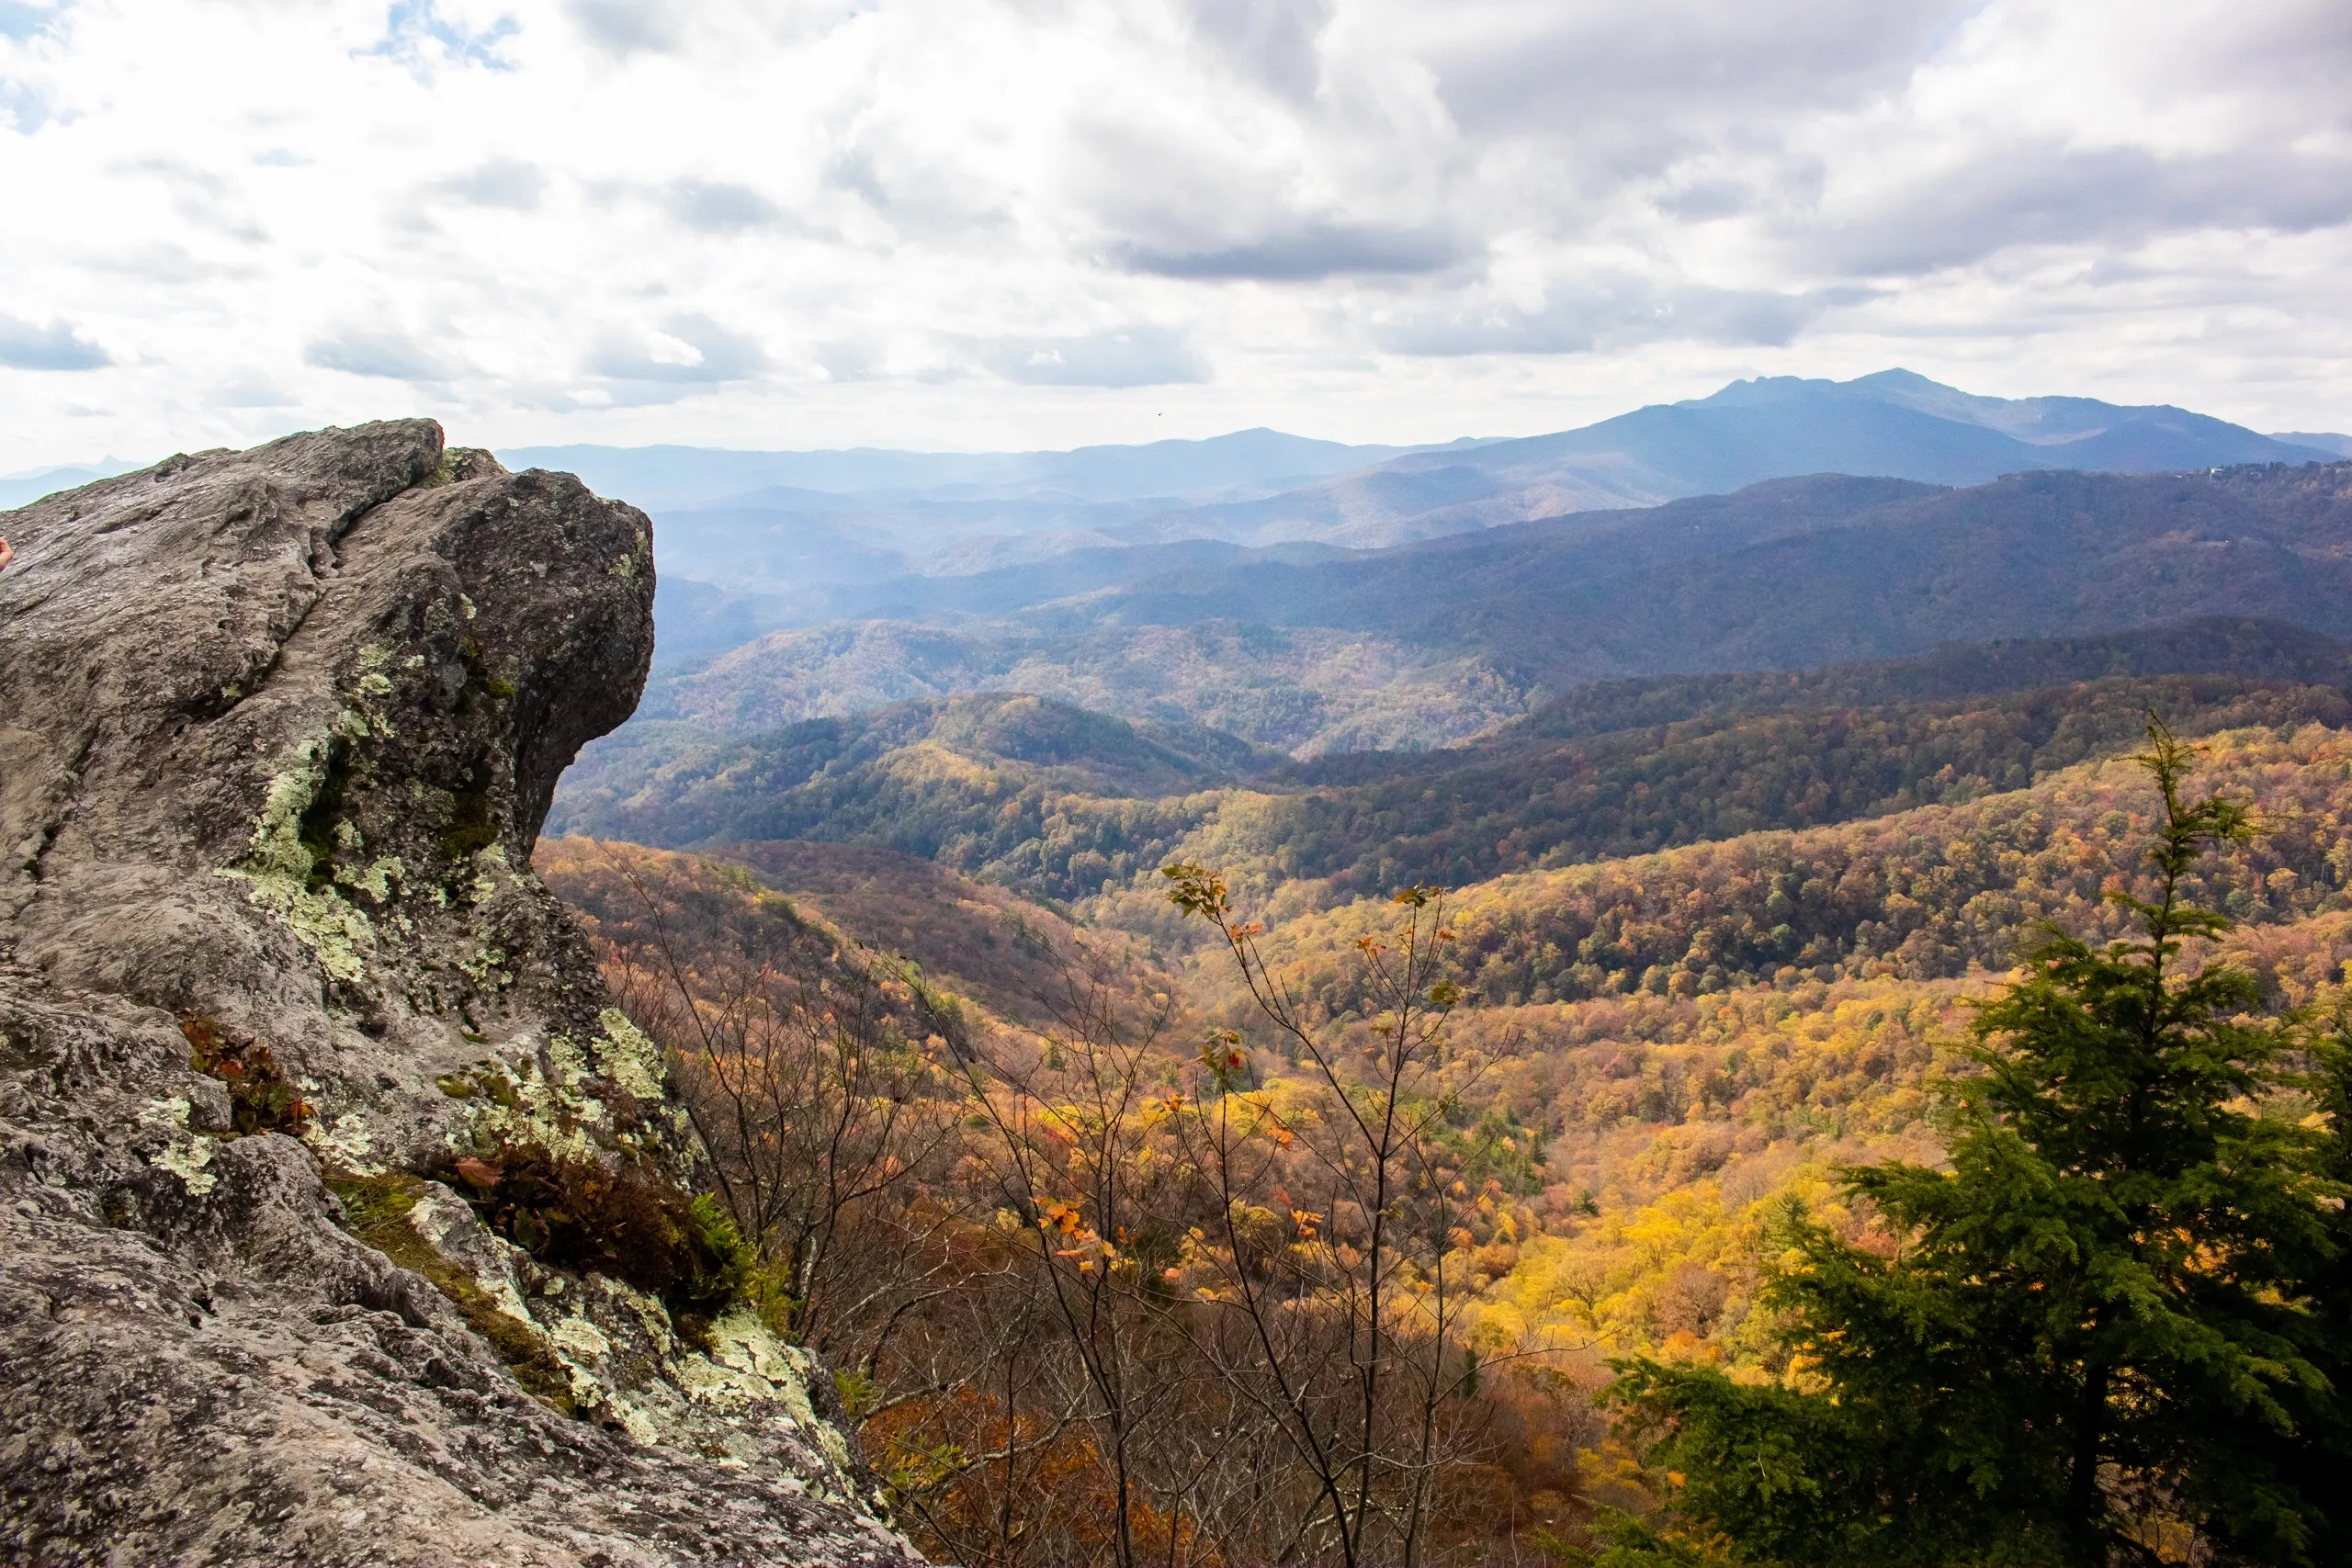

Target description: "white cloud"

left=0, top=311, right=108, bottom=369
left=0, top=0, right=2346, bottom=468
left=971, top=325, right=1210, bottom=387
left=431, top=155, right=548, bottom=210
left=306, top=325, right=458, bottom=382
left=587, top=313, right=769, bottom=386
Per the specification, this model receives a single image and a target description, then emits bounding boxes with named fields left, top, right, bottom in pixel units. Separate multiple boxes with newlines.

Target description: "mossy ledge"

left=328, top=1171, right=582, bottom=1416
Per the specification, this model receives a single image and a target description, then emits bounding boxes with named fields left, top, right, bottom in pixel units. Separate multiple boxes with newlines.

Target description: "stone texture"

left=0, top=423, right=918, bottom=1565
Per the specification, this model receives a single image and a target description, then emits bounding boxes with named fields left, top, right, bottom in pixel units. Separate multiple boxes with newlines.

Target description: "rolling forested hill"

left=551, top=615, right=2352, bottom=905
left=537, top=671, right=2352, bottom=1557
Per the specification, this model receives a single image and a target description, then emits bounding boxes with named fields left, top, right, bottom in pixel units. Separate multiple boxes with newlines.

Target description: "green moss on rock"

left=327, top=1171, right=578, bottom=1416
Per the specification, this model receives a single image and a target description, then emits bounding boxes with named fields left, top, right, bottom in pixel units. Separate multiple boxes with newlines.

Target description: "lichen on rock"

left=595, top=1006, right=668, bottom=1102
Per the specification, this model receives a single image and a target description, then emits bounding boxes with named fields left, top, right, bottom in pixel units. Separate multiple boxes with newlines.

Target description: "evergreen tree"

left=1602, top=721, right=2346, bottom=1566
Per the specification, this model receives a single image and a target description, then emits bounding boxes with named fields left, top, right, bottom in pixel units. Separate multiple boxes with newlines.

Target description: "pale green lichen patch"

left=532, top=1300, right=639, bottom=1428
left=221, top=731, right=378, bottom=982
left=609, top=1395, right=660, bottom=1446
left=594, top=1009, right=667, bottom=1102
left=611, top=1279, right=678, bottom=1358
left=456, top=1050, right=599, bottom=1164
left=816, top=1416, right=854, bottom=1473
left=547, top=1032, right=589, bottom=1091
left=468, top=844, right=510, bottom=906
left=548, top=1314, right=612, bottom=1362
left=688, top=1312, right=858, bottom=1472
left=155, top=1134, right=218, bottom=1196
left=543, top=1032, right=605, bottom=1122
left=676, top=1348, right=768, bottom=1415
left=342, top=855, right=403, bottom=902
left=243, top=739, right=330, bottom=882
left=144, top=1092, right=221, bottom=1195
left=304, top=1111, right=385, bottom=1175
left=460, top=945, right=509, bottom=988
left=242, top=876, right=376, bottom=983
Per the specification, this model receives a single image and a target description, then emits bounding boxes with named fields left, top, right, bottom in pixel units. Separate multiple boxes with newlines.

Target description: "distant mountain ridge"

left=627, top=462, right=2352, bottom=757
left=1283, top=615, right=2352, bottom=785
left=1313, top=370, right=2335, bottom=545
left=500, top=427, right=1456, bottom=511
left=0, top=457, right=143, bottom=511
left=1087, top=462, right=2352, bottom=689
left=567, top=371, right=2339, bottom=662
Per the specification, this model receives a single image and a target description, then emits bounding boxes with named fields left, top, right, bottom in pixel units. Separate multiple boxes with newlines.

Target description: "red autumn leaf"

left=455, top=1156, right=504, bottom=1189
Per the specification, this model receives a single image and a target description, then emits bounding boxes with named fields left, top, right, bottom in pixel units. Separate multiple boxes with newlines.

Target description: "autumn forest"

left=527, top=457, right=2352, bottom=1566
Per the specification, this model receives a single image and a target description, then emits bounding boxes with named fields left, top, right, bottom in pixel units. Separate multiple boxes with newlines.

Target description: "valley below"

left=516, top=381, right=2352, bottom=1562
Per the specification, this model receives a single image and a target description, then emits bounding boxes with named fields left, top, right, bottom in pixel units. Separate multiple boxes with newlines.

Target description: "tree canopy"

left=1602, top=722, right=2351, bottom=1566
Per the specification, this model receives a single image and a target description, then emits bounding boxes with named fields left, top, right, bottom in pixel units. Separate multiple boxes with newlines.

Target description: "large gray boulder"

left=0, top=423, right=917, bottom=1565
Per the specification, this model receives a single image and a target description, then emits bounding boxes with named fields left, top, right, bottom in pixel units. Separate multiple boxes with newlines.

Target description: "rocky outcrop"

left=0, top=423, right=918, bottom=1565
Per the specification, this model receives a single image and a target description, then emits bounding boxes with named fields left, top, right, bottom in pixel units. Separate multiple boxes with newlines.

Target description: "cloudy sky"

left=1, top=0, right=2347, bottom=467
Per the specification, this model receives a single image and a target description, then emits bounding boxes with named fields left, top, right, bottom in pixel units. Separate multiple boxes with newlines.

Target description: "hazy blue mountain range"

left=541, top=370, right=2341, bottom=666
left=498, top=427, right=1452, bottom=511
left=1038, top=463, right=2352, bottom=690
left=1077, top=370, right=2344, bottom=556
left=0, top=458, right=141, bottom=512
left=621, top=462, right=2352, bottom=755
left=502, top=431, right=1471, bottom=637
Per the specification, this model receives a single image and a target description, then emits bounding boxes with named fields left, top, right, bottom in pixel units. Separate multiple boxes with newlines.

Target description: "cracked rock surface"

left=0, top=423, right=919, bottom=1566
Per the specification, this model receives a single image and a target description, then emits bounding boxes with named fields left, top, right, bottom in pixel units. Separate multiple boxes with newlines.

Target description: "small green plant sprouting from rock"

left=681, top=1192, right=754, bottom=1314
left=746, top=1262, right=800, bottom=1340
left=833, top=1364, right=881, bottom=1421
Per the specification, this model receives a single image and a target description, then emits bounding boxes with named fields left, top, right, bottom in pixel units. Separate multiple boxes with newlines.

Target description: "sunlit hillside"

left=539, top=694, right=2352, bottom=1556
